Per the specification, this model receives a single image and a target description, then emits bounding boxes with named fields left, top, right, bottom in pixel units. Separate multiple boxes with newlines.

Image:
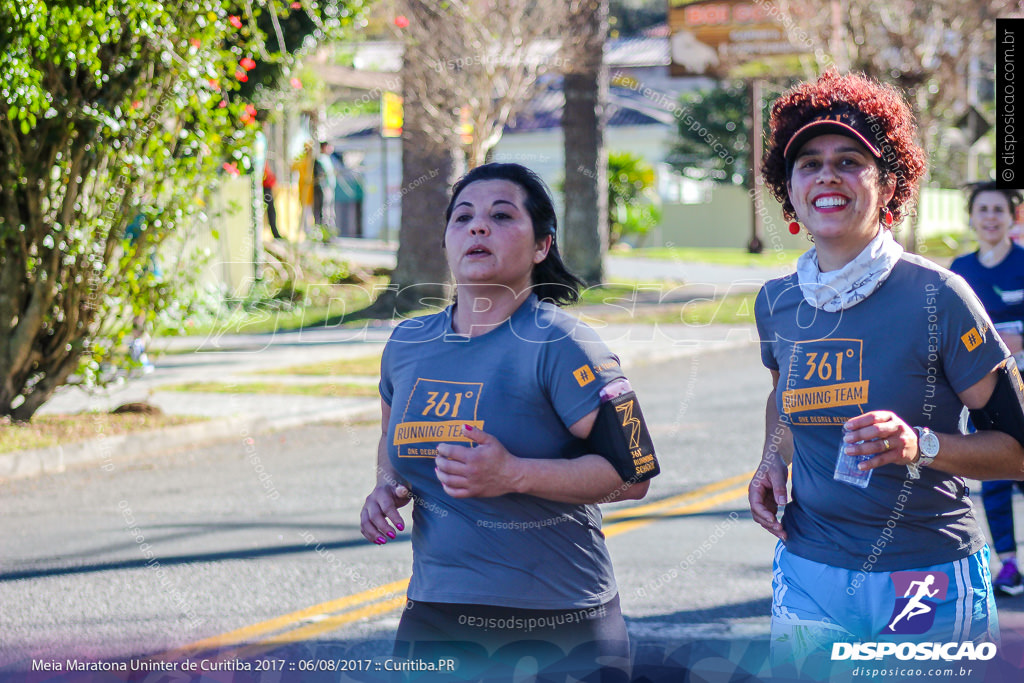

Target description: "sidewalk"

left=1, top=247, right=786, bottom=483
left=1, top=314, right=760, bottom=482
left=322, top=237, right=794, bottom=285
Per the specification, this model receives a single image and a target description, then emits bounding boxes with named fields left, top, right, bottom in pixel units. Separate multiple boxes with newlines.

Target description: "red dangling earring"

left=884, top=208, right=893, bottom=227
left=788, top=221, right=801, bottom=235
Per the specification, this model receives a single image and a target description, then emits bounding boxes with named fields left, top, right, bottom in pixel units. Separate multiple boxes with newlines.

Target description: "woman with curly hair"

left=748, top=71, right=1023, bottom=670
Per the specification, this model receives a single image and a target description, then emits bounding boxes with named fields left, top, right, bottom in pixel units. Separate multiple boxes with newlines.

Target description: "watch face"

left=921, top=431, right=940, bottom=457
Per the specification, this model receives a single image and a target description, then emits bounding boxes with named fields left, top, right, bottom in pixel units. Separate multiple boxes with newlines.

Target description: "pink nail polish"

left=376, top=536, right=386, bottom=544
left=463, top=424, right=473, bottom=432
left=387, top=531, right=396, bottom=539
left=396, top=522, right=405, bottom=531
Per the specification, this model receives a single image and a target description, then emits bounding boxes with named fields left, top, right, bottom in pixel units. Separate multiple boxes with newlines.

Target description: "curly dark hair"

left=762, top=70, right=926, bottom=224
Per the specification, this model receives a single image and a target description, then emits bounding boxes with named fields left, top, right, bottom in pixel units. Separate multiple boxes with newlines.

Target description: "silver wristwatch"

left=909, top=427, right=940, bottom=479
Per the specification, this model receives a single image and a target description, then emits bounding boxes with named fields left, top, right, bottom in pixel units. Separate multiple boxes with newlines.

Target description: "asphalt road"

left=4, top=345, right=1024, bottom=682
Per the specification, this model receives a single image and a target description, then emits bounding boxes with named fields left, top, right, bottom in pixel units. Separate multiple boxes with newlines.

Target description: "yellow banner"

left=394, top=420, right=484, bottom=446
left=381, top=91, right=403, bottom=138
left=781, top=381, right=869, bottom=414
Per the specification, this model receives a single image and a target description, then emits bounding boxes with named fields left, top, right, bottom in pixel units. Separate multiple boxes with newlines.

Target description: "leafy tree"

left=666, top=82, right=752, bottom=186
left=0, top=0, right=365, bottom=421
left=608, top=0, right=666, bottom=38
left=773, top=0, right=1017, bottom=249
left=607, top=151, right=659, bottom=247
left=372, top=0, right=567, bottom=313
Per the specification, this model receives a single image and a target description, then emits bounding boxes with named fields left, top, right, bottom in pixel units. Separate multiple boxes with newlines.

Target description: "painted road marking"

left=160, top=472, right=754, bottom=660
left=155, top=578, right=410, bottom=661
left=603, top=470, right=752, bottom=523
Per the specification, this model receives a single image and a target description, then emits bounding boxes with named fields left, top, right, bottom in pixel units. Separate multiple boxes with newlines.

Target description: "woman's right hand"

left=360, top=482, right=412, bottom=545
left=748, top=456, right=789, bottom=541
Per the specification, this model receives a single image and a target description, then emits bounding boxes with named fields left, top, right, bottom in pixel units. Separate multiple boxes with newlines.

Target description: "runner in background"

left=950, top=182, right=1024, bottom=596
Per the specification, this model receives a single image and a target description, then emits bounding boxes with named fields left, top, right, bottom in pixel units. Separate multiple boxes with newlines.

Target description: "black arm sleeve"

left=586, top=391, right=660, bottom=483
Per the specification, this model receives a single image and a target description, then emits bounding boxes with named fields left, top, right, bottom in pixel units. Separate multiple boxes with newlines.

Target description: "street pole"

left=747, top=77, right=764, bottom=253
left=381, top=133, right=388, bottom=243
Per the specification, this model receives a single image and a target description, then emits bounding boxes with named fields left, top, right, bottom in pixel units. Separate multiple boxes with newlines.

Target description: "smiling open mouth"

left=814, top=196, right=848, bottom=209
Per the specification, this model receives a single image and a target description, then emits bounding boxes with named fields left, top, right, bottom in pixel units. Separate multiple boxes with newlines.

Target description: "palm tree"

left=561, top=0, right=608, bottom=286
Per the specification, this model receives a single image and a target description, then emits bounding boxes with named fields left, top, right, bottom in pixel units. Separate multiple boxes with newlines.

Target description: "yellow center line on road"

left=230, top=595, right=410, bottom=662
left=603, top=470, right=753, bottom=523
left=162, top=471, right=755, bottom=660
left=604, top=484, right=749, bottom=538
left=155, top=577, right=410, bottom=661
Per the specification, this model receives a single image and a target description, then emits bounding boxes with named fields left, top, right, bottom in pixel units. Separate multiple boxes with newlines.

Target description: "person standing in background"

left=262, top=164, right=282, bottom=240
left=950, top=182, right=1024, bottom=596
left=313, top=140, right=336, bottom=231
left=291, top=140, right=315, bottom=236
left=333, top=151, right=364, bottom=238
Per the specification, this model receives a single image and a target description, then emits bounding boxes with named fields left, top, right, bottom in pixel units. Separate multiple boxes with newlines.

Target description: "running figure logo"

left=884, top=571, right=949, bottom=635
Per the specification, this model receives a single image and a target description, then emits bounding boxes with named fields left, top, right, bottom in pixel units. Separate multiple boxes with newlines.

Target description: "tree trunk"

left=562, top=0, right=608, bottom=286
left=388, top=133, right=456, bottom=312
left=376, top=50, right=457, bottom=314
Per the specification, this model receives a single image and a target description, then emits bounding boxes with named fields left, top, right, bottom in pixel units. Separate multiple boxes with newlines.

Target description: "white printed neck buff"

left=796, top=227, right=904, bottom=312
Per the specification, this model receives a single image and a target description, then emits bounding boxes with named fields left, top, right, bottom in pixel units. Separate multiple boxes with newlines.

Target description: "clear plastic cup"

left=834, top=429, right=872, bottom=488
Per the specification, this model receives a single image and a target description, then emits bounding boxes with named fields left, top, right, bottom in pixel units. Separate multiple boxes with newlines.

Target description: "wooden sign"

left=668, top=0, right=810, bottom=77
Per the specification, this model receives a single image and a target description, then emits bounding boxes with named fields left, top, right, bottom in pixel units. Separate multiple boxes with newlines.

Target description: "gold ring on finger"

left=883, top=439, right=891, bottom=450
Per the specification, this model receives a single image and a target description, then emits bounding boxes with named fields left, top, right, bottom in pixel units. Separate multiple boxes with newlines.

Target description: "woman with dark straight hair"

left=360, top=162, right=660, bottom=681
left=443, top=162, right=584, bottom=305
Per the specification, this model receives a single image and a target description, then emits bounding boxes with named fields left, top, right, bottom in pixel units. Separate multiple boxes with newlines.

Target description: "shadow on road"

left=0, top=532, right=399, bottom=582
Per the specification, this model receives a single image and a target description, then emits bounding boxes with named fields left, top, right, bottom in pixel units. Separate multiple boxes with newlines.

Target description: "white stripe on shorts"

left=952, top=555, right=969, bottom=641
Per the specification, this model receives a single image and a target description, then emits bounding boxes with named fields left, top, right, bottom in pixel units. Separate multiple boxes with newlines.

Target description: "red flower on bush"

left=223, top=162, right=240, bottom=176
left=240, top=104, right=257, bottom=125
left=394, top=15, right=409, bottom=28
left=240, top=57, right=256, bottom=71
left=228, top=15, right=243, bottom=28
left=290, top=77, right=303, bottom=89
left=235, top=69, right=249, bottom=82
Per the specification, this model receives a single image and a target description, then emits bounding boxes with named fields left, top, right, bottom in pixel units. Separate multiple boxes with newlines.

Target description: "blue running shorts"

left=770, top=541, right=998, bottom=668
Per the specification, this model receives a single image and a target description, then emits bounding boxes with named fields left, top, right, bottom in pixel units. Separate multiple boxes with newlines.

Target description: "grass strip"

left=158, top=381, right=380, bottom=398
left=0, top=413, right=205, bottom=454
left=255, top=355, right=383, bottom=377
left=612, top=246, right=802, bottom=267
left=581, top=293, right=758, bottom=326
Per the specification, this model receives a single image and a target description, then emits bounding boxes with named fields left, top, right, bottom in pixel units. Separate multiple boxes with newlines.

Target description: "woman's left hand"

left=843, top=411, right=918, bottom=470
left=435, top=425, right=522, bottom=498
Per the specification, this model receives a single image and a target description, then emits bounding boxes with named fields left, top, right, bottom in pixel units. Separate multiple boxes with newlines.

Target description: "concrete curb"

left=0, top=402, right=379, bottom=484
left=1, top=331, right=759, bottom=484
